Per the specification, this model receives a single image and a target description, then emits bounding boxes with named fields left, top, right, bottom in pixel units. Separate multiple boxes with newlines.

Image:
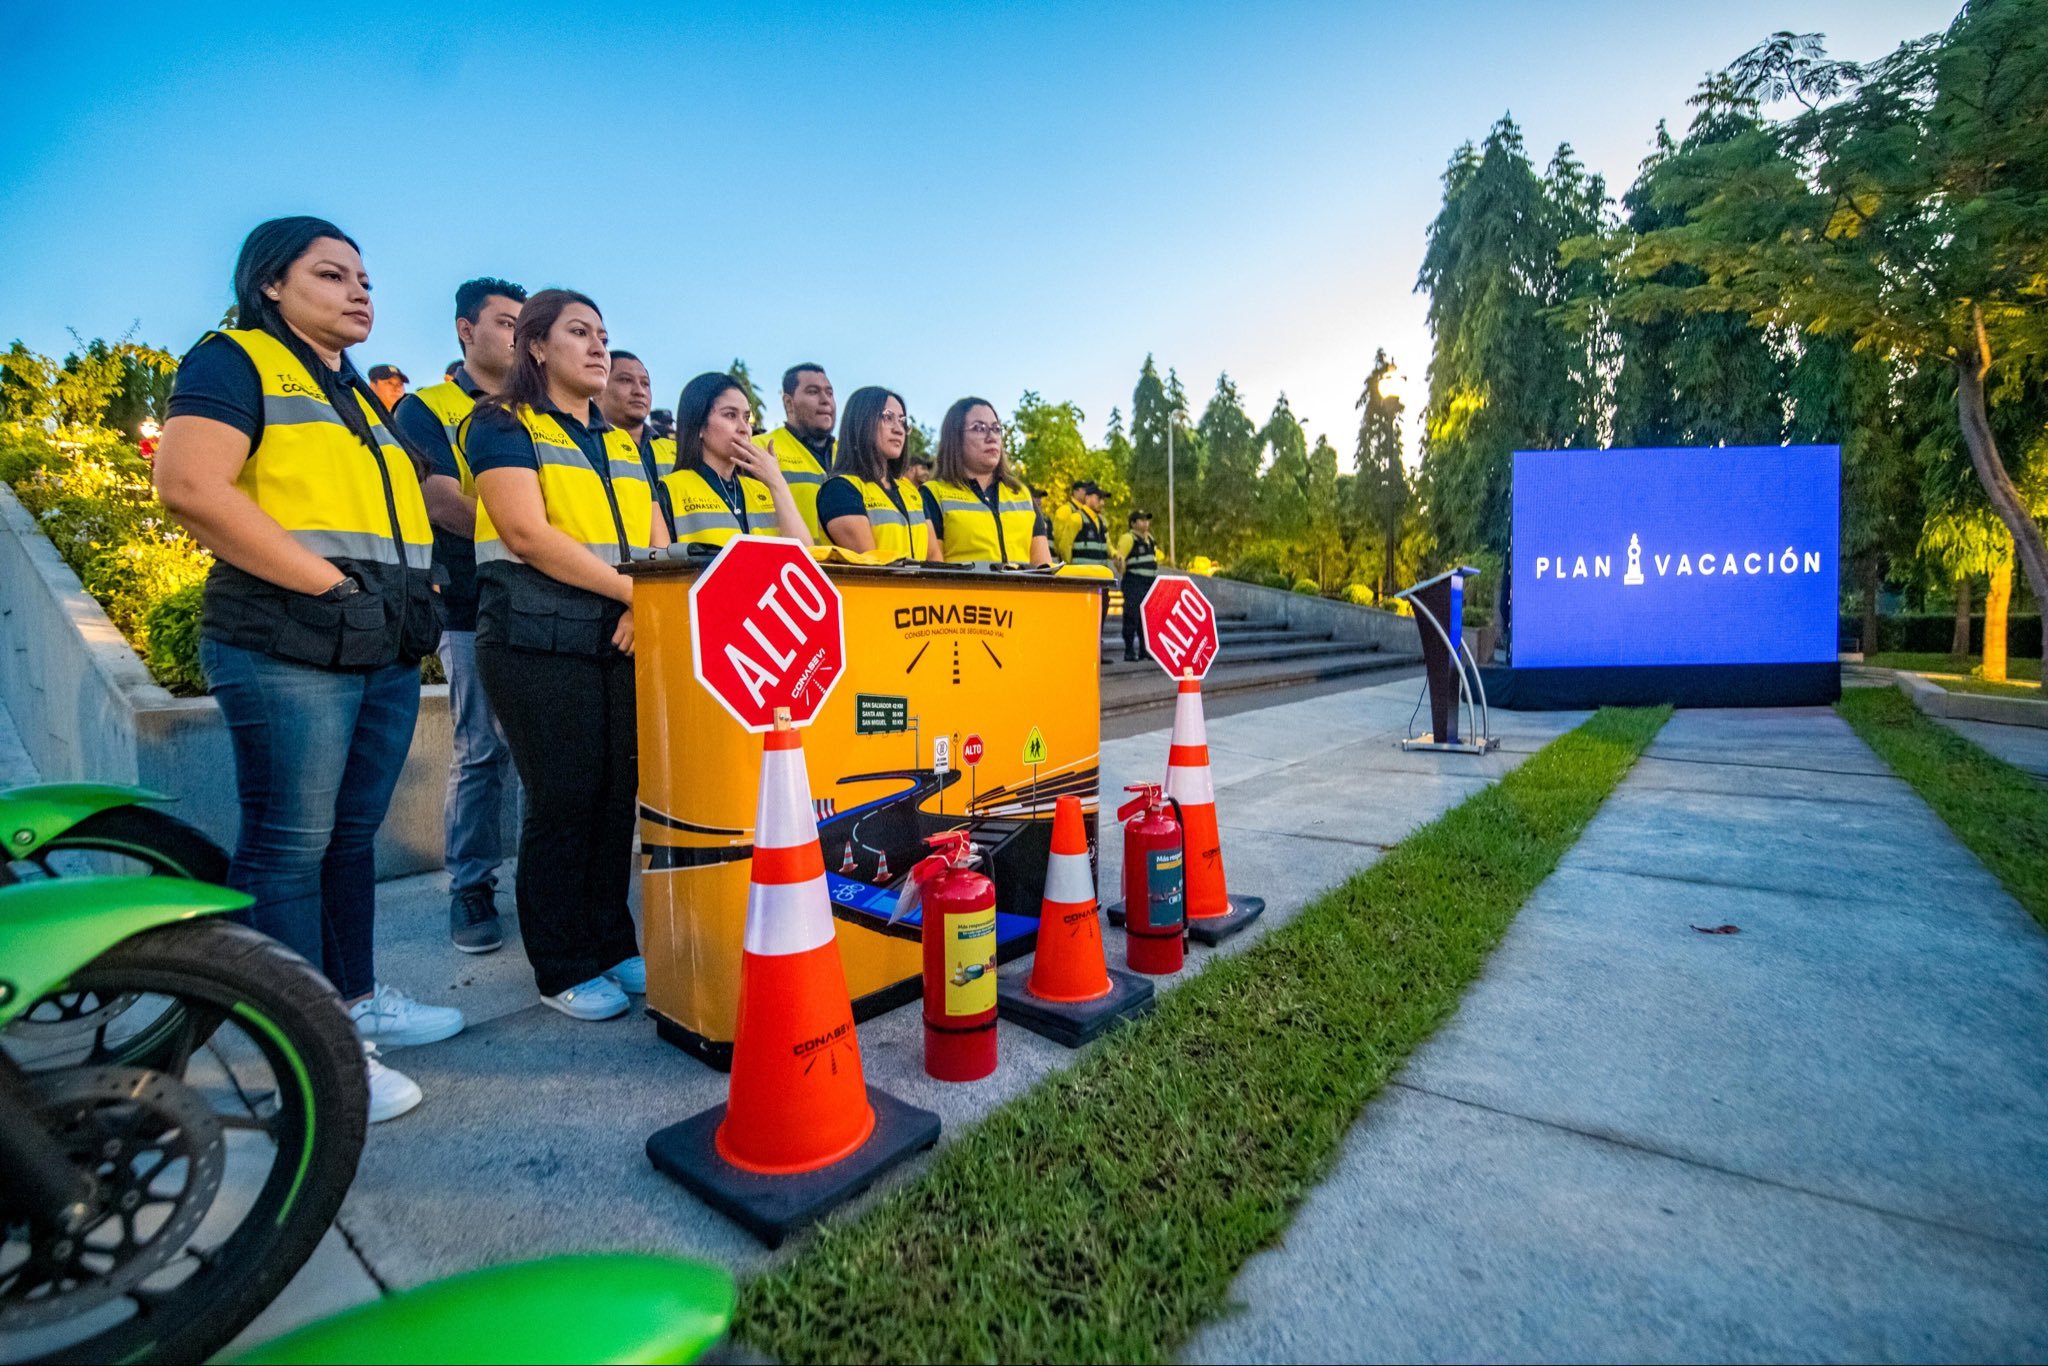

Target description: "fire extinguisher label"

left=945, top=909, right=998, bottom=1016
left=1146, top=848, right=1185, bottom=930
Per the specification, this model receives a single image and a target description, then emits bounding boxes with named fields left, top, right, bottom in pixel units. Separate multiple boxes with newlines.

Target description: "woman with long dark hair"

left=661, top=371, right=808, bottom=550
left=155, top=216, right=462, bottom=1123
left=816, top=386, right=936, bottom=561
left=463, top=289, right=667, bottom=1021
left=920, top=397, right=1051, bottom=565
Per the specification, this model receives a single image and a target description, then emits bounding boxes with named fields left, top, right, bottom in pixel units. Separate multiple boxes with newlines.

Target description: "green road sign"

left=855, top=693, right=910, bottom=735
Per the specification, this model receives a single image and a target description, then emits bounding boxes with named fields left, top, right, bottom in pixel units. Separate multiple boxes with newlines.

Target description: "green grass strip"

left=1838, top=686, right=2048, bottom=932
left=737, top=705, right=1670, bottom=1363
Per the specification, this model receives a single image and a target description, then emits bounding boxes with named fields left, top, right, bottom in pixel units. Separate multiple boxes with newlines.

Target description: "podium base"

left=1400, top=734, right=1500, bottom=754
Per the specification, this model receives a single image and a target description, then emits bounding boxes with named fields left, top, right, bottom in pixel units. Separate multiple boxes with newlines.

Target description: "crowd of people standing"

left=151, top=216, right=1163, bottom=1123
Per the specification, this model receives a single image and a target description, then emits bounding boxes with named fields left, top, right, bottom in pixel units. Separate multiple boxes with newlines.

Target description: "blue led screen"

left=1511, top=446, right=1840, bottom=669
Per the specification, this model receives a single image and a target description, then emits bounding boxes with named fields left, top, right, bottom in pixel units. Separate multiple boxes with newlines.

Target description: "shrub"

left=4, top=416, right=213, bottom=693
left=1344, top=583, right=1376, bottom=607
left=143, top=583, right=206, bottom=695
left=1292, top=578, right=1321, bottom=595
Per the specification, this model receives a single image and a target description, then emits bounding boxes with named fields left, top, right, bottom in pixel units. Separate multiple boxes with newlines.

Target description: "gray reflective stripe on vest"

left=782, top=467, right=826, bottom=487
left=671, top=508, right=745, bottom=537
left=259, top=394, right=402, bottom=451
left=867, top=505, right=909, bottom=527
left=476, top=537, right=632, bottom=566
left=290, top=528, right=411, bottom=565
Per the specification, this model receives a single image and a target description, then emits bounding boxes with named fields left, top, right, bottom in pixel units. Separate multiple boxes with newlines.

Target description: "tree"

left=1614, top=11, right=2048, bottom=665
left=1355, top=350, right=1410, bottom=600
left=1603, top=91, right=1789, bottom=447
left=1416, top=117, right=1607, bottom=563
left=1257, top=392, right=1311, bottom=541
left=1196, top=373, right=1261, bottom=558
left=728, top=358, right=768, bottom=433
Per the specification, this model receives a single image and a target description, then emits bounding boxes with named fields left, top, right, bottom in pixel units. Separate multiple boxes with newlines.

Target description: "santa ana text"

left=1532, top=547, right=1825, bottom=581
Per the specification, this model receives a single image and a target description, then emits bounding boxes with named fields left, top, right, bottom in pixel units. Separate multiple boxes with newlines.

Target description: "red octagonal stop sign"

left=689, top=535, right=846, bottom=731
left=1141, top=575, right=1220, bottom=681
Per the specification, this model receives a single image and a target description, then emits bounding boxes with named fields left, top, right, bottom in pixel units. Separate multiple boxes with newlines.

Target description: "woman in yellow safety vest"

left=661, top=371, right=809, bottom=551
left=919, top=397, right=1051, bottom=565
left=817, top=386, right=936, bottom=562
left=463, top=288, right=668, bottom=1025
left=153, top=216, right=461, bottom=1124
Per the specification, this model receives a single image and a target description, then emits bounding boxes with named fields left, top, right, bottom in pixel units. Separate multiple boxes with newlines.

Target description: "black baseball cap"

left=1130, top=508, right=1152, bottom=523
left=368, top=364, right=408, bottom=383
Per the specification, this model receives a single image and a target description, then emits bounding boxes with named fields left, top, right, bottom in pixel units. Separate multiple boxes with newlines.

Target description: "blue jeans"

left=439, top=630, right=512, bottom=893
left=201, top=639, right=421, bottom=1001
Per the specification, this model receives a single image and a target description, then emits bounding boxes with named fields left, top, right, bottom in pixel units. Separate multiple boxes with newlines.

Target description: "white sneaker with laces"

left=604, top=956, right=647, bottom=995
left=350, top=982, right=466, bottom=1048
left=543, top=975, right=630, bottom=1021
left=363, top=1040, right=422, bottom=1123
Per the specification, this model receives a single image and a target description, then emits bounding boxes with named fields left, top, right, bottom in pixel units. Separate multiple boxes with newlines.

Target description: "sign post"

left=651, top=534, right=939, bottom=1245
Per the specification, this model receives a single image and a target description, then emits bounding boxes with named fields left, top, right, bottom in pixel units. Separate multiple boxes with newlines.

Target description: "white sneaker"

left=604, top=956, right=647, bottom=995
left=542, top=975, right=630, bottom=1021
left=363, top=1041, right=422, bottom=1123
left=350, top=982, right=466, bottom=1048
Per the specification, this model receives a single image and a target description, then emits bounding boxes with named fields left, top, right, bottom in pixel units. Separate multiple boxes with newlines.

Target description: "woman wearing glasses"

left=816, top=386, right=936, bottom=561
left=919, top=397, right=1051, bottom=566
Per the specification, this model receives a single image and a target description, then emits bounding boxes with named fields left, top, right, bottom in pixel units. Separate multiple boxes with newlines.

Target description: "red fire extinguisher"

left=1117, top=783, right=1185, bottom=975
left=893, top=830, right=998, bottom=1082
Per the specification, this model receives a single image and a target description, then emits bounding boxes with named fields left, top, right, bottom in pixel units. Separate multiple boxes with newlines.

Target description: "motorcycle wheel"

left=0, top=919, right=367, bottom=1365
left=4, top=807, right=232, bottom=1069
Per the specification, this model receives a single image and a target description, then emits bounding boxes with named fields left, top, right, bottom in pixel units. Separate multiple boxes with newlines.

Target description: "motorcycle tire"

left=14, top=919, right=367, bottom=1365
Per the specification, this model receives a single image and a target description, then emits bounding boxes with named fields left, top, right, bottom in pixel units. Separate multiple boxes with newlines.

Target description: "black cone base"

left=1187, top=894, right=1265, bottom=944
left=996, top=967, right=1155, bottom=1047
left=645, top=1086, right=940, bottom=1247
left=1107, top=893, right=1266, bottom=941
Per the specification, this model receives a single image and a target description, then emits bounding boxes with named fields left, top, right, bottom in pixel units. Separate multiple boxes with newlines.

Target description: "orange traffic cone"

left=874, top=849, right=891, bottom=885
left=997, top=795, right=1154, bottom=1046
left=1164, top=674, right=1263, bottom=944
left=840, top=840, right=858, bottom=876
left=646, top=715, right=940, bottom=1246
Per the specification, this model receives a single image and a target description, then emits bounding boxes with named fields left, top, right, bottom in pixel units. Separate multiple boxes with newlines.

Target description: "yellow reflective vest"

left=410, top=379, right=478, bottom=487
left=201, top=328, right=439, bottom=667
left=827, top=474, right=930, bottom=562
left=753, top=425, right=830, bottom=542
left=663, top=466, right=781, bottom=549
left=472, top=409, right=651, bottom=569
left=925, top=476, right=1038, bottom=565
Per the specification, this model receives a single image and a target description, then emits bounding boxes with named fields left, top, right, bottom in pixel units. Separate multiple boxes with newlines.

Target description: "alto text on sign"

left=688, top=535, right=847, bottom=731
left=1141, top=576, right=1220, bottom=681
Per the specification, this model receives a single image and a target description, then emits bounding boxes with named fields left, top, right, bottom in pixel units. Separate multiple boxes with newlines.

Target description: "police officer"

left=393, top=276, right=526, bottom=955
left=463, top=289, right=669, bottom=1024
left=1114, top=508, right=1161, bottom=661
left=663, top=371, right=810, bottom=551
left=920, top=398, right=1051, bottom=565
left=154, top=216, right=463, bottom=1123
left=753, top=362, right=835, bottom=542
left=817, top=386, right=935, bottom=561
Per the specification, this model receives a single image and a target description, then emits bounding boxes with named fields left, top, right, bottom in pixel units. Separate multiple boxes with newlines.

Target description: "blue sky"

left=2, top=0, right=1956, bottom=463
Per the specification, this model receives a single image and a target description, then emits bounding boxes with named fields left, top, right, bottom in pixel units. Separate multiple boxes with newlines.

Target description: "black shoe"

left=449, top=883, right=503, bottom=954
left=1123, top=649, right=1139, bottom=662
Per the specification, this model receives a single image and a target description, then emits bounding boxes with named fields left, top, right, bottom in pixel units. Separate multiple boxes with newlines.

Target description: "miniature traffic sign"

left=688, top=536, right=846, bottom=732
left=1141, top=576, right=1220, bottom=680
left=1021, top=726, right=1048, bottom=765
left=962, top=733, right=984, bottom=766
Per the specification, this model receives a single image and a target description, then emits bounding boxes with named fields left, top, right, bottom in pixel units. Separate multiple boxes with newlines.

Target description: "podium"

left=1394, top=567, right=1498, bottom=755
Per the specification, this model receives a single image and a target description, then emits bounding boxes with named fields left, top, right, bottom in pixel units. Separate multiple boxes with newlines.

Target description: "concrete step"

left=1098, top=637, right=1373, bottom=678
left=1102, top=624, right=1309, bottom=650
left=1100, top=649, right=1421, bottom=717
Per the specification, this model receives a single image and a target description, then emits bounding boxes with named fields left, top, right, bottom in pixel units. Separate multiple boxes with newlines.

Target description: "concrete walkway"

left=1185, top=706, right=2048, bottom=1363
left=1938, top=716, right=2048, bottom=784
left=223, top=675, right=1588, bottom=1351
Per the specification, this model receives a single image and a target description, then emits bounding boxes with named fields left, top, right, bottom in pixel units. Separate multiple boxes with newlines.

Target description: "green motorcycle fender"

left=0, top=781, right=176, bottom=861
left=0, top=876, right=250, bottom=1029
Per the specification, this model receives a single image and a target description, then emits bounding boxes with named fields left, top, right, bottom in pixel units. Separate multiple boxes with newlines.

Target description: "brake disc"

left=0, top=1066, right=227, bottom=1330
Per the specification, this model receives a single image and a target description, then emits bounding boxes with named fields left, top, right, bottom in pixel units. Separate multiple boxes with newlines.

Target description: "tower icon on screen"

left=1624, top=534, right=1645, bottom=586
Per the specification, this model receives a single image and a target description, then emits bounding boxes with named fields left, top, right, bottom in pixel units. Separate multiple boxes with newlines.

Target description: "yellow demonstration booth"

left=626, top=557, right=1106, bottom=1068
